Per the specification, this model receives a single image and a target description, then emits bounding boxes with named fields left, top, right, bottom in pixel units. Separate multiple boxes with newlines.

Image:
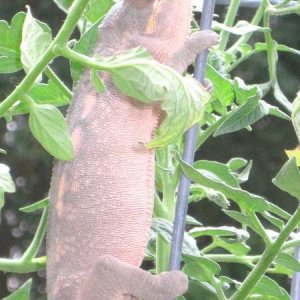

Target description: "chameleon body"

left=47, top=0, right=218, bottom=299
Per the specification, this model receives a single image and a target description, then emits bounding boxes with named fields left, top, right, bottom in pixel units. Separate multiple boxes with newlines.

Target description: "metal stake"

left=169, top=0, right=216, bottom=272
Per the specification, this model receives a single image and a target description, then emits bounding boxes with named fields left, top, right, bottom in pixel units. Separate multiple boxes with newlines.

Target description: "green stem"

left=249, top=212, right=272, bottom=245
left=226, top=48, right=264, bottom=73
left=218, top=0, right=241, bottom=51
left=271, top=2, right=300, bottom=13
left=154, top=193, right=169, bottom=219
left=206, top=254, right=259, bottom=265
left=275, top=0, right=294, bottom=8
left=22, top=208, right=48, bottom=262
left=210, top=275, right=228, bottom=300
left=0, top=0, right=89, bottom=117
left=227, top=1, right=266, bottom=54
left=201, top=242, right=217, bottom=254
left=44, top=66, right=73, bottom=99
left=230, top=203, right=300, bottom=300
left=156, top=235, right=171, bottom=273
left=0, top=257, right=46, bottom=273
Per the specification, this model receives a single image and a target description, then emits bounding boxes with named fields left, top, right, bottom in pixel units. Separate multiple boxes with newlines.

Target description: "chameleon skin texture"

left=47, top=0, right=219, bottom=299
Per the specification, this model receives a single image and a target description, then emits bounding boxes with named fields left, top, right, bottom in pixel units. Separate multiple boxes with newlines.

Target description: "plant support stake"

left=169, top=0, right=216, bottom=271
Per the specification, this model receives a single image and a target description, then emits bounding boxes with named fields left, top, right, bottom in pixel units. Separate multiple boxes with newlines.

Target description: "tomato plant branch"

left=0, top=0, right=89, bottom=117
left=218, top=0, right=241, bottom=51
left=44, top=66, right=73, bottom=99
left=230, top=203, right=300, bottom=300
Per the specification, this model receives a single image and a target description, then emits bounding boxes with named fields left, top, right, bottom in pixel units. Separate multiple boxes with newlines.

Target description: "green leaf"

left=90, top=70, right=105, bottom=93
left=13, top=80, right=71, bottom=115
left=206, top=65, right=234, bottom=108
left=275, top=252, right=300, bottom=272
left=29, top=103, right=73, bottom=161
left=186, top=215, right=203, bottom=226
left=277, top=44, right=300, bottom=56
left=203, top=187, right=230, bottom=209
left=106, top=48, right=210, bottom=147
left=272, top=157, right=300, bottom=200
left=151, top=218, right=200, bottom=257
left=20, top=7, right=52, bottom=78
left=19, top=198, right=49, bottom=213
left=215, top=238, right=250, bottom=255
left=214, top=96, right=266, bottom=137
left=261, top=101, right=290, bottom=121
left=0, top=12, right=25, bottom=73
left=71, top=19, right=102, bottom=84
left=233, top=77, right=259, bottom=105
left=3, top=279, right=32, bottom=300
left=227, top=157, right=248, bottom=171
left=250, top=276, right=291, bottom=300
left=213, top=20, right=270, bottom=35
left=194, top=160, right=240, bottom=188
left=84, top=0, right=114, bottom=23
left=183, top=255, right=221, bottom=282
left=189, top=226, right=249, bottom=242
left=0, top=164, right=16, bottom=210
left=223, top=210, right=253, bottom=227
left=260, top=211, right=284, bottom=230
left=178, top=156, right=269, bottom=212
left=292, top=90, right=300, bottom=143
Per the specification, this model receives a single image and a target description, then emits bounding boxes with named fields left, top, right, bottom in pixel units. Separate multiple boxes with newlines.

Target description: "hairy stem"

left=230, top=204, right=300, bottom=300
left=218, top=0, right=241, bottom=51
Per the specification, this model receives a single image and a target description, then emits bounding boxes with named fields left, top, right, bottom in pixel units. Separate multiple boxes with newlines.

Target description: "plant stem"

left=210, top=275, right=228, bottom=300
left=268, top=3, right=300, bottom=15
left=22, top=208, right=48, bottom=262
left=156, top=235, right=171, bottom=273
left=218, top=0, right=241, bottom=51
left=0, top=0, right=89, bottom=117
left=227, top=1, right=266, bottom=54
left=249, top=212, right=272, bottom=245
left=230, top=203, right=300, bottom=300
left=44, top=66, right=73, bottom=99
left=0, top=257, right=46, bottom=273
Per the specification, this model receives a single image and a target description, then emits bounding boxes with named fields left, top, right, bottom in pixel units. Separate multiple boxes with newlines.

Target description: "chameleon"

left=46, top=0, right=219, bottom=299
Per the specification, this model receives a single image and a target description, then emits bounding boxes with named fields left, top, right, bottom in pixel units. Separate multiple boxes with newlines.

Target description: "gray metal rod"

left=291, top=241, right=300, bottom=299
left=169, top=0, right=216, bottom=272
left=215, top=0, right=297, bottom=7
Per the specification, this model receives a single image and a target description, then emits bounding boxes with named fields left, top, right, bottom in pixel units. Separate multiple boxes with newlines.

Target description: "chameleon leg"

left=79, top=255, right=188, bottom=300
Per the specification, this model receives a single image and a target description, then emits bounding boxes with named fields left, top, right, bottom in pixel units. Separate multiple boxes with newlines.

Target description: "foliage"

left=0, top=0, right=299, bottom=299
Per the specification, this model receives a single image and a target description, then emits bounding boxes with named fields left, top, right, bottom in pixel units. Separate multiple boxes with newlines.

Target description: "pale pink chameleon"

left=46, top=0, right=219, bottom=299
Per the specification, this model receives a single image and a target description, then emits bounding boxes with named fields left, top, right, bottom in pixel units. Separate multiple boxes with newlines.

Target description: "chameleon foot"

left=79, top=255, right=188, bottom=300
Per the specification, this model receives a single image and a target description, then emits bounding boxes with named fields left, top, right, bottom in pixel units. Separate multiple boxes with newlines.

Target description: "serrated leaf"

left=151, top=218, right=199, bottom=257
left=178, top=156, right=269, bottom=212
left=234, top=77, right=259, bottom=105
left=213, top=20, right=270, bottom=35
left=20, top=7, right=52, bottom=78
left=250, top=276, right=291, bottom=300
left=190, top=226, right=249, bottom=242
left=183, top=255, right=221, bottom=282
left=3, top=279, right=32, bottom=300
left=214, top=96, right=266, bottom=137
left=0, top=12, right=25, bottom=73
left=275, top=252, right=300, bottom=272
left=186, top=215, right=203, bottom=226
left=19, top=198, right=49, bottom=213
left=194, top=160, right=240, bottom=188
left=272, top=157, right=300, bottom=200
left=206, top=64, right=234, bottom=108
left=71, top=19, right=102, bottom=84
left=13, top=80, right=71, bottom=115
left=223, top=210, right=253, bottom=227
left=29, top=103, right=73, bottom=161
left=227, top=157, right=248, bottom=171
left=0, top=164, right=15, bottom=194
left=90, top=70, right=105, bottom=93
left=285, top=146, right=300, bottom=166
left=106, top=48, right=210, bottom=147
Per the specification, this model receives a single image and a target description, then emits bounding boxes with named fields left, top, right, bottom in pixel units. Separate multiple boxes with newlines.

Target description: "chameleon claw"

left=78, top=255, right=188, bottom=300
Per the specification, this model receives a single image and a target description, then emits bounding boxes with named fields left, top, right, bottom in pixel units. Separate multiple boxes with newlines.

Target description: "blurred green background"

left=0, top=1, right=299, bottom=299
